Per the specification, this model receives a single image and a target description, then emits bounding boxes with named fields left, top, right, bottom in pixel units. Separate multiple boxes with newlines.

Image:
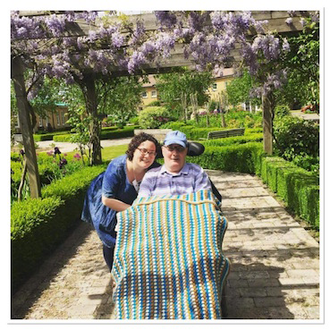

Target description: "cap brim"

left=164, top=140, right=187, bottom=148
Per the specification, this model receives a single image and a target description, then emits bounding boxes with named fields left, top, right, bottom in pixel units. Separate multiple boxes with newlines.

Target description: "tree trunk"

left=11, top=56, right=41, bottom=199
left=18, top=159, right=27, bottom=201
left=83, top=77, right=102, bottom=165
left=262, top=92, right=275, bottom=155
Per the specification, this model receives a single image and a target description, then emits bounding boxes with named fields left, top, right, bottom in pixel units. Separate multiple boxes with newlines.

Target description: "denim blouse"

left=81, top=155, right=137, bottom=248
left=81, top=154, right=160, bottom=248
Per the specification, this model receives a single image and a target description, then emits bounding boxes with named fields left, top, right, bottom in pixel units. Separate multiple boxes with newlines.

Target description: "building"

left=141, top=68, right=235, bottom=107
left=141, top=75, right=159, bottom=106
left=14, top=103, right=70, bottom=134
left=206, top=67, right=234, bottom=101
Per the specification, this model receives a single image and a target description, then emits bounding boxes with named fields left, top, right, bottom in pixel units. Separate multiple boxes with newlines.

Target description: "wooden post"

left=262, top=93, right=274, bottom=155
left=11, top=56, right=41, bottom=198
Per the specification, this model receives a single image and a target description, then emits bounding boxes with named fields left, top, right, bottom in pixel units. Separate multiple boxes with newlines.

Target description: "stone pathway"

left=11, top=171, right=320, bottom=320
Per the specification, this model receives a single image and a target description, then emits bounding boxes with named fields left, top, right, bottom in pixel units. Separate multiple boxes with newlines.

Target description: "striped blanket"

left=112, top=189, right=230, bottom=319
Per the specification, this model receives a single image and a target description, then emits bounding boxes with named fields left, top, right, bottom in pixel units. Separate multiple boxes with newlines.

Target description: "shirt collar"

left=160, top=163, right=189, bottom=176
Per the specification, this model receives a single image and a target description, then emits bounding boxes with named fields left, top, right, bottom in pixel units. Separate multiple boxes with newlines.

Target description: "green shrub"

left=53, top=134, right=72, bottom=142
left=33, top=133, right=55, bottom=142
left=245, top=127, right=263, bottom=134
left=160, top=121, right=187, bottom=130
left=187, top=142, right=263, bottom=174
left=145, top=100, right=162, bottom=107
left=291, top=154, right=320, bottom=174
left=260, top=156, right=319, bottom=229
left=100, top=126, right=135, bottom=139
left=11, top=196, right=64, bottom=290
left=138, top=106, right=173, bottom=129
left=11, top=164, right=107, bottom=292
left=53, top=126, right=136, bottom=142
left=202, top=133, right=263, bottom=147
left=187, top=141, right=319, bottom=229
left=11, top=151, right=86, bottom=202
left=274, top=104, right=291, bottom=118
left=273, top=116, right=319, bottom=160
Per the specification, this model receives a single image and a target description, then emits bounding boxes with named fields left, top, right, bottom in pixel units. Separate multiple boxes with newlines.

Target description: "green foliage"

left=11, top=164, right=107, bottom=292
left=100, top=76, right=142, bottom=127
left=278, top=18, right=319, bottom=109
left=202, top=133, right=263, bottom=147
left=161, top=110, right=263, bottom=130
left=260, top=156, right=319, bottom=228
left=155, top=68, right=213, bottom=120
left=188, top=142, right=263, bottom=174
left=273, top=116, right=319, bottom=161
left=11, top=150, right=86, bottom=202
left=226, top=69, right=261, bottom=107
left=100, top=126, right=136, bottom=139
left=274, top=104, right=291, bottom=118
left=138, top=106, right=173, bottom=129
left=145, top=100, right=162, bottom=107
left=53, top=126, right=136, bottom=142
left=33, top=130, right=72, bottom=141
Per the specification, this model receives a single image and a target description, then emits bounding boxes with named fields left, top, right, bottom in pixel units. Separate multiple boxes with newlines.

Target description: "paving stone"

left=11, top=171, right=320, bottom=321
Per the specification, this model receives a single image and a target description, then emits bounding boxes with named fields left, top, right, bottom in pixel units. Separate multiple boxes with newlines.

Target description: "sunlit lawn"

left=63, top=144, right=128, bottom=163
left=101, top=144, right=128, bottom=162
left=32, top=143, right=128, bottom=164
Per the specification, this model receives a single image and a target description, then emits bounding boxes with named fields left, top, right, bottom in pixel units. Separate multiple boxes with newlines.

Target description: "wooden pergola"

left=11, top=10, right=309, bottom=198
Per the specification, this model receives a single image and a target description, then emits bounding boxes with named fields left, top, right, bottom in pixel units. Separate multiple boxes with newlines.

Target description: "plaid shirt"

left=138, top=163, right=211, bottom=197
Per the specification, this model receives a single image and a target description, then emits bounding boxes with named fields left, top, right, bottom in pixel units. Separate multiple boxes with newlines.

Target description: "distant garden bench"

left=207, top=128, right=245, bottom=140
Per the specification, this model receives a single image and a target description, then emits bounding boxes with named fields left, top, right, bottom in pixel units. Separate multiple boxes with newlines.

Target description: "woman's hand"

left=102, top=196, right=131, bottom=212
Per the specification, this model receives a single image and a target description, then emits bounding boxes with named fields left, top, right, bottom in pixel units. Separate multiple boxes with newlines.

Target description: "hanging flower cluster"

left=11, top=10, right=319, bottom=98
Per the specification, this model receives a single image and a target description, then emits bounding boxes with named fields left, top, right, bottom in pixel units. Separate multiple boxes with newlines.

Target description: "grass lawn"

left=57, top=144, right=128, bottom=163
left=101, top=144, right=128, bottom=162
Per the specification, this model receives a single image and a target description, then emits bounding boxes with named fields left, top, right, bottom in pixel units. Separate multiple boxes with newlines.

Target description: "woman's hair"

left=125, top=132, right=160, bottom=161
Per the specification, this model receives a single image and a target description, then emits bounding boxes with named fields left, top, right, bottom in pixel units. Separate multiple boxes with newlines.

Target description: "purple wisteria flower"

left=155, top=11, right=178, bottom=28
left=282, top=38, right=290, bottom=52
left=286, top=17, right=293, bottom=25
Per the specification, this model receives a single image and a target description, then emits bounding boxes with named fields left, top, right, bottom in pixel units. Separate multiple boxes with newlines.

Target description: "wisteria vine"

left=11, top=10, right=319, bottom=99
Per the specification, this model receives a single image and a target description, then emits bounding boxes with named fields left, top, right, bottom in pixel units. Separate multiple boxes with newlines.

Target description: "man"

left=138, top=130, right=211, bottom=197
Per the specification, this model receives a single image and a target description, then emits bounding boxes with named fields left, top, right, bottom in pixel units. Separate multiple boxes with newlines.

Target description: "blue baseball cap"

left=163, top=130, right=187, bottom=148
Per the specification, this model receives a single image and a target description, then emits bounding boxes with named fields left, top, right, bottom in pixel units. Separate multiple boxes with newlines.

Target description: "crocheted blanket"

left=112, top=190, right=230, bottom=319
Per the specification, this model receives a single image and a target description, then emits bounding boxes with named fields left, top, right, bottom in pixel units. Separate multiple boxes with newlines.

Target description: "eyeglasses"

left=137, top=147, right=157, bottom=156
left=164, top=145, right=186, bottom=153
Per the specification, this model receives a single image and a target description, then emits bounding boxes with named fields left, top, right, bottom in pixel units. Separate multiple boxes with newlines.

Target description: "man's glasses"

left=137, top=147, right=157, bottom=156
left=164, top=145, right=186, bottom=153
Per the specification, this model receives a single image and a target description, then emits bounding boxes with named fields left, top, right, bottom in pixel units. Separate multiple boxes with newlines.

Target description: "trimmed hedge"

left=187, top=142, right=264, bottom=174
left=188, top=143, right=319, bottom=229
left=11, top=138, right=320, bottom=292
left=11, top=164, right=107, bottom=292
left=202, top=133, right=263, bottom=147
left=53, top=126, right=136, bottom=142
left=34, top=131, right=72, bottom=142
left=34, top=133, right=55, bottom=142
left=161, top=124, right=263, bottom=140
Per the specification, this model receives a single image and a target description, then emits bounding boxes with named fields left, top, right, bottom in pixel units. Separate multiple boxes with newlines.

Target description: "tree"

left=11, top=11, right=181, bottom=167
left=226, top=69, right=260, bottom=109
left=99, top=76, right=143, bottom=128
left=277, top=17, right=319, bottom=109
left=155, top=68, right=213, bottom=120
left=11, top=10, right=315, bottom=198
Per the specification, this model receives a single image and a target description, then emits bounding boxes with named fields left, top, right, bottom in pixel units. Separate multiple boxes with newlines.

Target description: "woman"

left=81, top=133, right=160, bottom=272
